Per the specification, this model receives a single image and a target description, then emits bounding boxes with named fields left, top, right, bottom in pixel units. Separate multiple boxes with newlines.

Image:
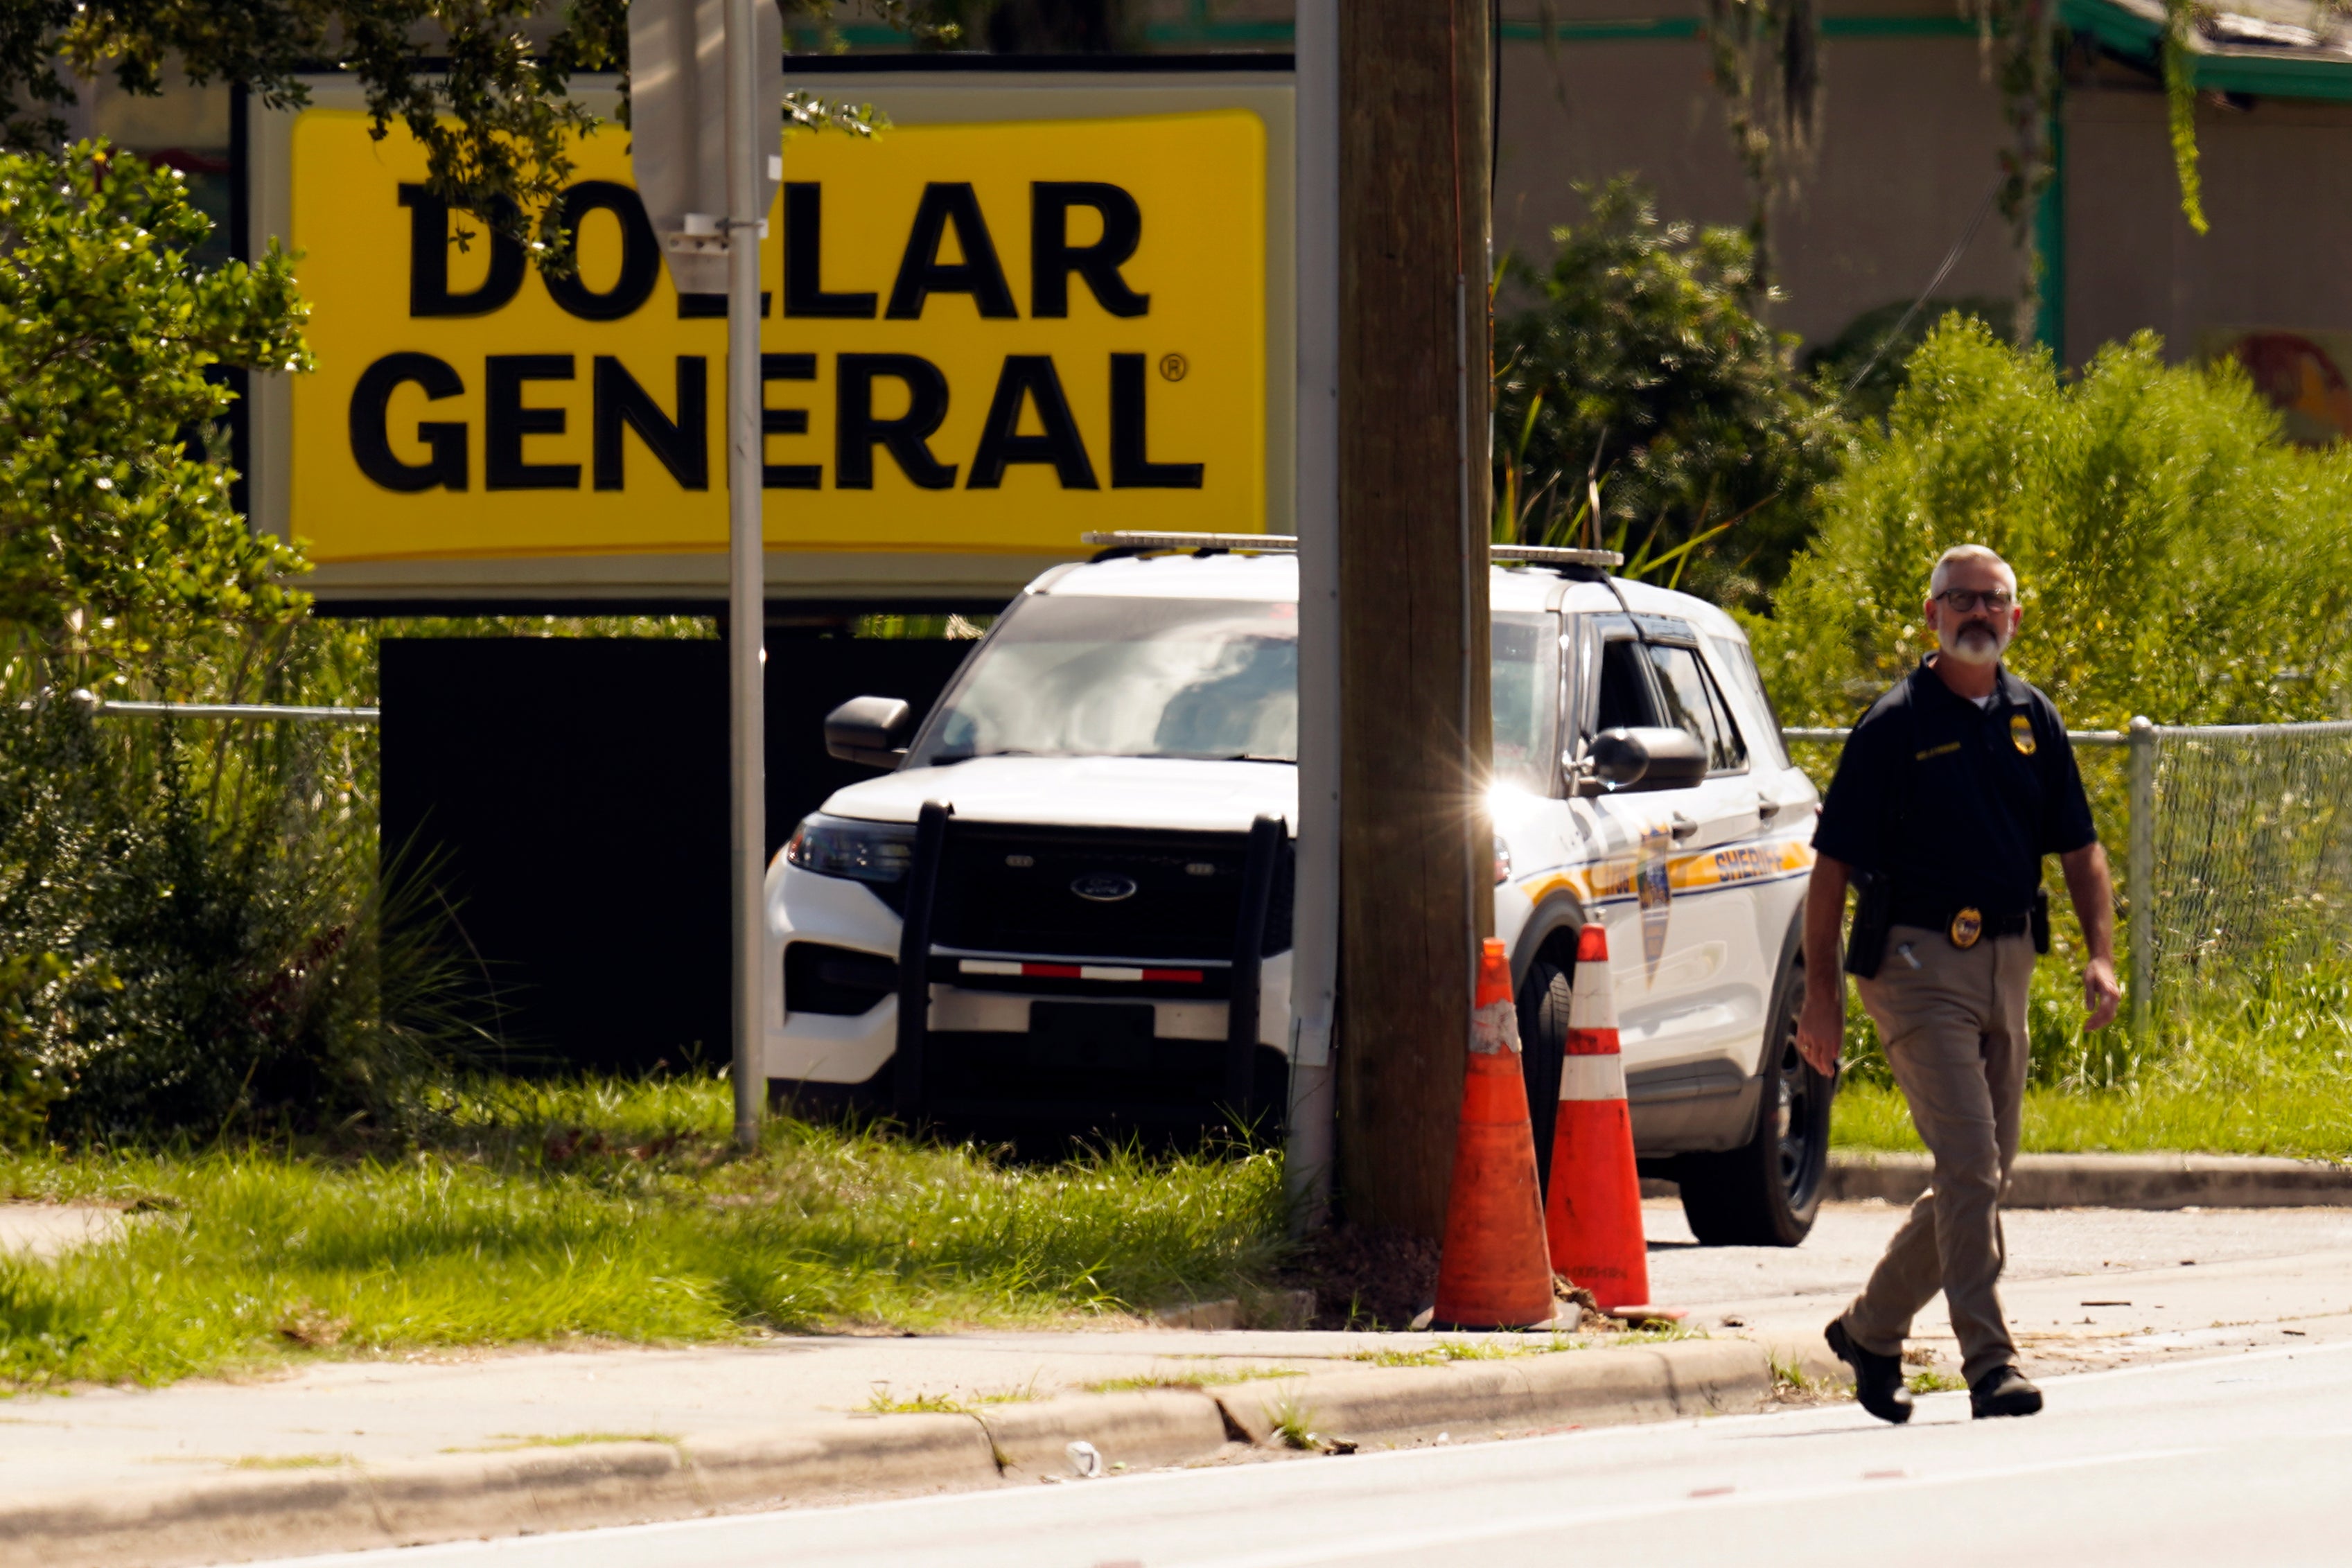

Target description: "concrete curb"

left=0, top=1340, right=1792, bottom=1568
left=0, top=1415, right=1001, bottom=1568
left=1827, top=1151, right=2352, bottom=1210
left=1211, top=1339, right=1775, bottom=1447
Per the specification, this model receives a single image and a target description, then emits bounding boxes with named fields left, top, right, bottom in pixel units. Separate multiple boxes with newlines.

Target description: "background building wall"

left=2069, top=78, right=2352, bottom=373
left=1495, top=17, right=2024, bottom=349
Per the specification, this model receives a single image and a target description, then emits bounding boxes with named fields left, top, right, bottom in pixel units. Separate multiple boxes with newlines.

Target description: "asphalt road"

left=261, top=1338, right=2352, bottom=1568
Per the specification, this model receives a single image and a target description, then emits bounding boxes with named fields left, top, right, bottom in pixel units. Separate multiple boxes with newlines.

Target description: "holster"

left=1845, top=869, right=1891, bottom=980
left=2030, top=886, right=2052, bottom=955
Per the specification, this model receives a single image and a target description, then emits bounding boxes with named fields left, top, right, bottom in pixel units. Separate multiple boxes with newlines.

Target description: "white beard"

left=1938, top=618, right=2008, bottom=668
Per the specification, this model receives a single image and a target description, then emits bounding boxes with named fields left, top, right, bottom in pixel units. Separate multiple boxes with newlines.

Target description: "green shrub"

left=1770, top=318, right=2352, bottom=1141
left=1493, top=177, right=1846, bottom=606
left=0, top=673, right=463, bottom=1143
left=1752, top=315, right=2352, bottom=729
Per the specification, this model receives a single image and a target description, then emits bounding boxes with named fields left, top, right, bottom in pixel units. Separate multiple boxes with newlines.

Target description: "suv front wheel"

left=1673, top=949, right=1834, bottom=1247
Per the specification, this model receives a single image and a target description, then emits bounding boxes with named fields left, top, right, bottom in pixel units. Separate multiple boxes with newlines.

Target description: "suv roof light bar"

left=1082, top=531, right=1299, bottom=554
left=1490, top=543, right=1625, bottom=568
left=1082, top=531, right=1626, bottom=570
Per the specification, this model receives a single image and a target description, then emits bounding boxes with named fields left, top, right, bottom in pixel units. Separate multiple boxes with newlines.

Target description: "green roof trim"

left=2060, top=0, right=2352, bottom=100
left=792, top=3, right=2352, bottom=103
left=2193, top=50, right=2352, bottom=100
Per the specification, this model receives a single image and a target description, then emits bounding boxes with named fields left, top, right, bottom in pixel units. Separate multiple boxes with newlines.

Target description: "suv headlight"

left=784, top=814, right=918, bottom=886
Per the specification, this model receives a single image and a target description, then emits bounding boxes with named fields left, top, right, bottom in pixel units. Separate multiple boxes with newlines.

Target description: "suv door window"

left=1595, top=637, right=1658, bottom=733
left=1644, top=643, right=1748, bottom=775
left=1708, top=633, right=1789, bottom=770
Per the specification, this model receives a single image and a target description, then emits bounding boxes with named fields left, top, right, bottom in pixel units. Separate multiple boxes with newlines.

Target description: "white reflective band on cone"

left=1559, top=1054, right=1629, bottom=1102
left=1568, top=976, right=1618, bottom=1031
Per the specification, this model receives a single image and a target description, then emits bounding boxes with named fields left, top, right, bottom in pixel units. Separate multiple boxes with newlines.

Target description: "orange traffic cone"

left=1430, top=938, right=1557, bottom=1331
left=1543, top=922, right=1652, bottom=1313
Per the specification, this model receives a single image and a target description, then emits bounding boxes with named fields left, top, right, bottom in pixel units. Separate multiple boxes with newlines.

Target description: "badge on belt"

left=1949, top=907, right=1984, bottom=948
left=2010, top=713, right=2035, bottom=755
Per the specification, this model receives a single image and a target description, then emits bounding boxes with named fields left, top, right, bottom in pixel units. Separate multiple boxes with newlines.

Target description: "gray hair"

left=1929, top=544, right=2017, bottom=597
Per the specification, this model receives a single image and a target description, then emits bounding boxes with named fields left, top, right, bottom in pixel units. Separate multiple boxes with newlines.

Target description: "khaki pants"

left=1842, top=926, right=2036, bottom=1384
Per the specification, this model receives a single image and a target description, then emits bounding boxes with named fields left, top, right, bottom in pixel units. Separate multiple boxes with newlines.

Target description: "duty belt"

left=1889, top=901, right=2031, bottom=950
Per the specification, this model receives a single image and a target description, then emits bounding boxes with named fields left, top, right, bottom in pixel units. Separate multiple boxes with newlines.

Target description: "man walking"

left=1798, top=544, right=2122, bottom=1422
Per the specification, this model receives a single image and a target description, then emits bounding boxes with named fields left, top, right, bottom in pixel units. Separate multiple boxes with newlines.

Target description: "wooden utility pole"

left=1335, top=0, right=1495, bottom=1237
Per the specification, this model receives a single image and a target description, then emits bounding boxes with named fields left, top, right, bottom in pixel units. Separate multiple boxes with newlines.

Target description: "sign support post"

left=723, top=0, right=767, bottom=1152
left=633, top=0, right=782, bottom=1152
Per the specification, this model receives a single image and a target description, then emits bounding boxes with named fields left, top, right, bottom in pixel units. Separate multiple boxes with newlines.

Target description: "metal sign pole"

left=724, top=0, right=766, bottom=1151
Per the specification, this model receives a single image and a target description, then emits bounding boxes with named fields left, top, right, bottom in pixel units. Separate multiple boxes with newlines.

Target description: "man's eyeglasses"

left=1933, top=589, right=2015, bottom=613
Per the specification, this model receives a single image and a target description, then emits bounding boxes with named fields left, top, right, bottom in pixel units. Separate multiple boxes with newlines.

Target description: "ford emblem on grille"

left=1071, top=872, right=1139, bottom=903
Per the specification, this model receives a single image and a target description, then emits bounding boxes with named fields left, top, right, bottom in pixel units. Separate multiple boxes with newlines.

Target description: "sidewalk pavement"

left=0, top=1326, right=1784, bottom=1568
left=4, top=1190, right=2352, bottom=1567
left=0, top=1201, right=120, bottom=1260
left=1642, top=1198, right=2352, bottom=1378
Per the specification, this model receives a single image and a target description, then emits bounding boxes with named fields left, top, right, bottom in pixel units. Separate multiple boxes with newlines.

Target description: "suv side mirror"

left=1587, top=726, right=1710, bottom=793
left=824, top=696, right=914, bottom=768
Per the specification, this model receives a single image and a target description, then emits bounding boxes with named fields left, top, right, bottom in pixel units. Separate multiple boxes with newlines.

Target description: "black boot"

left=1825, top=1318, right=1914, bottom=1425
left=1969, top=1366, right=2043, bottom=1419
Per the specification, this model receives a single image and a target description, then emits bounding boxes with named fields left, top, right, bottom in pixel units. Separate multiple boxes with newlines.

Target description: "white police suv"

left=766, top=536, right=1831, bottom=1245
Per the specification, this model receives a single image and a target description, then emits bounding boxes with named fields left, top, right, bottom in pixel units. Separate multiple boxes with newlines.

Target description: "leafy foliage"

left=1491, top=179, right=1846, bottom=605
left=1973, top=0, right=2061, bottom=337
left=1701, top=0, right=1820, bottom=268
left=1803, top=295, right=2015, bottom=424
left=0, top=142, right=309, bottom=648
left=2162, top=0, right=2211, bottom=236
left=0, top=676, right=447, bottom=1144
left=0, top=606, right=501, bottom=1146
left=918, top=0, right=1135, bottom=52
left=1752, top=314, right=2352, bottom=728
left=1, top=1, right=947, bottom=262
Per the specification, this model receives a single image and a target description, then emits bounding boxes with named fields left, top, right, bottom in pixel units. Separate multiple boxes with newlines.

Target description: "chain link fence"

left=105, top=695, right=2352, bottom=1047
left=1788, top=719, right=2352, bottom=1043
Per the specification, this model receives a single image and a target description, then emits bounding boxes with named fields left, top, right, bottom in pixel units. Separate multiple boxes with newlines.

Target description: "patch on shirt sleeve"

left=2010, top=713, right=2037, bottom=756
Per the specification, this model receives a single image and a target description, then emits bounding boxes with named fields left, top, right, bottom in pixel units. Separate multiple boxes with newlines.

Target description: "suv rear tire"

left=1516, top=947, right=1577, bottom=1191
left=1674, top=949, right=1834, bottom=1247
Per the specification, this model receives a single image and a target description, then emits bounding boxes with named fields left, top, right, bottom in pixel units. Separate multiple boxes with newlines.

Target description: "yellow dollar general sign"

left=289, top=108, right=1267, bottom=565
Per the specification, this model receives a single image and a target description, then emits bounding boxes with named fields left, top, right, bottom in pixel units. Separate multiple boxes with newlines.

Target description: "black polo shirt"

left=1814, top=658, right=2097, bottom=921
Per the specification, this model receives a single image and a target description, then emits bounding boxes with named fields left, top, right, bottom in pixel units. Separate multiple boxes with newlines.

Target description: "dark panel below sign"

left=381, top=633, right=974, bottom=1071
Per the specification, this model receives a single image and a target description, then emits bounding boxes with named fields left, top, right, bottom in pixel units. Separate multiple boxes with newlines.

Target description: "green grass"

left=1267, top=1393, right=1320, bottom=1451
left=1083, top=1366, right=1302, bottom=1393
left=1350, top=1336, right=1572, bottom=1368
left=1831, top=949, right=2352, bottom=1160
left=0, top=1075, right=1289, bottom=1391
left=1906, top=1370, right=1966, bottom=1395
left=1834, top=1077, right=2352, bottom=1159
left=862, top=1380, right=1038, bottom=1415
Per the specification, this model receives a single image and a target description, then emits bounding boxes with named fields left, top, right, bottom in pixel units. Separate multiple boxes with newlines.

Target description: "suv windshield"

left=1492, top=612, right=1560, bottom=792
left=909, top=594, right=1301, bottom=765
left=906, top=594, right=1561, bottom=784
